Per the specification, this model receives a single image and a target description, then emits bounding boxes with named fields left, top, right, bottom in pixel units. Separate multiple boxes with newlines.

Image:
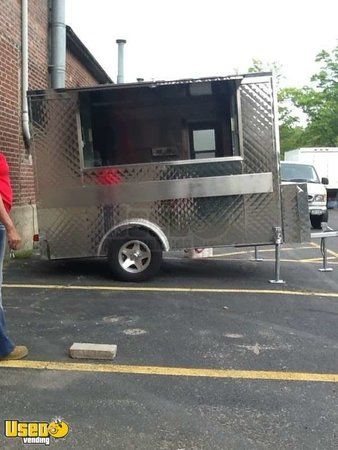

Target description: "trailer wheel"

left=107, top=229, right=163, bottom=281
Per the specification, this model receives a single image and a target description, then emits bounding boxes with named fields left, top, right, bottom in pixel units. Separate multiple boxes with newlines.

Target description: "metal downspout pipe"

left=50, top=0, right=66, bottom=88
left=21, top=0, right=31, bottom=144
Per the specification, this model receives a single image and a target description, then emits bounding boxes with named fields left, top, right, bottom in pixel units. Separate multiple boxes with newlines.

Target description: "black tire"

left=310, top=213, right=327, bottom=229
left=107, top=228, right=163, bottom=282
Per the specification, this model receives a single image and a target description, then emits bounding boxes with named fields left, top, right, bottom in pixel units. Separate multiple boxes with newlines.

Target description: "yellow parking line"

left=260, top=258, right=337, bottom=264
left=298, top=257, right=327, bottom=262
left=301, top=258, right=337, bottom=264
left=0, top=360, right=337, bottom=383
left=212, top=250, right=254, bottom=258
left=311, top=240, right=338, bottom=258
left=326, top=248, right=338, bottom=258
left=213, top=246, right=316, bottom=258
left=3, top=283, right=338, bottom=298
left=210, top=257, right=336, bottom=263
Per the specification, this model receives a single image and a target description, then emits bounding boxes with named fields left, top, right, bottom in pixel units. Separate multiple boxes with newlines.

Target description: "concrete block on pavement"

left=69, top=343, right=117, bottom=360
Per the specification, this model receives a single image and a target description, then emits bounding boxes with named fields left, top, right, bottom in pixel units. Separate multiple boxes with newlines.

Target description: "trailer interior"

left=78, top=80, right=241, bottom=168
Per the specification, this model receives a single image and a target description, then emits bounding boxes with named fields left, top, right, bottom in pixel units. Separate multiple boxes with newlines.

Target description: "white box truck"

left=284, top=147, right=338, bottom=208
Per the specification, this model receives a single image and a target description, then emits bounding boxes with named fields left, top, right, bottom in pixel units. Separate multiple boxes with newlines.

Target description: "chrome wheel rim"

left=118, top=240, right=151, bottom=273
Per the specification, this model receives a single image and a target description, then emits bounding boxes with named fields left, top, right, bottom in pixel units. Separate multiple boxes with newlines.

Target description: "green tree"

left=280, top=46, right=338, bottom=149
left=247, top=46, right=338, bottom=157
left=248, top=58, right=283, bottom=86
left=278, top=88, right=307, bottom=156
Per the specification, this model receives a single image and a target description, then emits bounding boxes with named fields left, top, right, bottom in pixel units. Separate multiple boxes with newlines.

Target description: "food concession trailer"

left=28, top=72, right=310, bottom=281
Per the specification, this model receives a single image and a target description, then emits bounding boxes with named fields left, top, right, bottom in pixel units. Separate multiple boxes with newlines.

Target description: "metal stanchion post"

left=252, top=246, right=263, bottom=262
left=311, top=222, right=338, bottom=273
left=269, top=227, right=285, bottom=284
left=318, top=237, right=333, bottom=272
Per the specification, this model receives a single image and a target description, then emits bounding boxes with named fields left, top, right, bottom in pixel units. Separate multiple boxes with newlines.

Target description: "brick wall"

left=66, top=50, right=99, bottom=87
left=1, top=0, right=26, bottom=206
left=0, top=0, right=104, bottom=208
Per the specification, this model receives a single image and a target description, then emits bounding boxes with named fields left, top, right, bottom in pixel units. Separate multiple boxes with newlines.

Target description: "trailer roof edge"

left=28, top=72, right=273, bottom=97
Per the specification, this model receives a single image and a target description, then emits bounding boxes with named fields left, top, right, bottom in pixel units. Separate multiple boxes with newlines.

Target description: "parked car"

left=280, top=161, right=328, bottom=229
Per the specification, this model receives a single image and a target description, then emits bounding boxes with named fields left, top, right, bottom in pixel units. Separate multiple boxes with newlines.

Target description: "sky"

left=66, top=0, right=338, bottom=88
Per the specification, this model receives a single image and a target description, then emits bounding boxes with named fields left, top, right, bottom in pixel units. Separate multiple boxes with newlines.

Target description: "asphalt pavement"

left=0, top=212, right=338, bottom=449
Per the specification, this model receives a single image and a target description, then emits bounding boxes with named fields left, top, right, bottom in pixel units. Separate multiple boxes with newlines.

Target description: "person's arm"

left=0, top=196, right=21, bottom=250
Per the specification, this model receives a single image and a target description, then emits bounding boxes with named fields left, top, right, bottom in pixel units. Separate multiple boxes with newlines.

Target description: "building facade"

left=0, top=0, right=111, bottom=250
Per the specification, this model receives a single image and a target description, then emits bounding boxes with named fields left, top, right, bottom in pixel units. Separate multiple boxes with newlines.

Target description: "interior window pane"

left=193, top=129, right=216, bottom=152
left=195, top=151, right=216, bottom=159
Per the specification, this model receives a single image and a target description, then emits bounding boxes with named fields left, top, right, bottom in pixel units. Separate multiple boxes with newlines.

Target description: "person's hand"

left=7, top=226, right=21, bottom=250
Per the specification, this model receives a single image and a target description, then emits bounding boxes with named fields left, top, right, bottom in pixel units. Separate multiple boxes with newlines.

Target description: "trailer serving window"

left=78, top=80, right=241, bottom=168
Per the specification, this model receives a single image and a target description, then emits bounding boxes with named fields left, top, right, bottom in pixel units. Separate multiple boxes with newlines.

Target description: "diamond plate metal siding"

left=82, top=159, right=242, bottom=185
left=39, top=207, right=105, bottom=259
left=31, top=94, right=81, bottom=194
left=281, top=183, right=311, bottom=243
left=240, top=81, right=282, bottom=243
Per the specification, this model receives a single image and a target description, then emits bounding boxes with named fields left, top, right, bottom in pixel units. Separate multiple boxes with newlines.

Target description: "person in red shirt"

left=0, top=153, right=28, bottom=360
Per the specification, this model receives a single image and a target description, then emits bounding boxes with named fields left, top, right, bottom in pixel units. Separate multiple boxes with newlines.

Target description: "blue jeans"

left=0, top=224, right=15, bottom=356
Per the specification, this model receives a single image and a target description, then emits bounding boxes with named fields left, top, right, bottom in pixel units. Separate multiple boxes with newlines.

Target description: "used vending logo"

left=4, top=418, right=70, bottom=445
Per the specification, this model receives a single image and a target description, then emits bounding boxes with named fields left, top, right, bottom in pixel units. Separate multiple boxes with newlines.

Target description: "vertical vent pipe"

left=116, top=39, right=126, bottom=83
left=50, top=0, right=66, bottom=88
left=22, top=0, right=30, bottom=144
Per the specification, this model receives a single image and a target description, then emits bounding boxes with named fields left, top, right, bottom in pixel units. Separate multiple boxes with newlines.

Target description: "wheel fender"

left=97, top=219, right=169, bottom=256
